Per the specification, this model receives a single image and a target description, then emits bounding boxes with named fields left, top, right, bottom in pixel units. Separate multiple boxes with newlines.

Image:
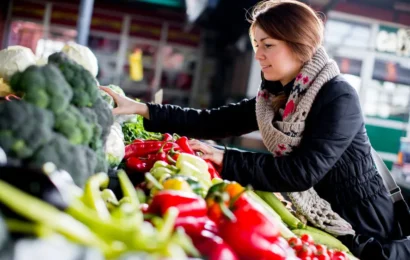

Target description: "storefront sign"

left=376, top=25, right=410, bottom=57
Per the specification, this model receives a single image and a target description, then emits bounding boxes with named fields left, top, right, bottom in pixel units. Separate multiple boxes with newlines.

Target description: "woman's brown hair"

left=248, top=0, right=324, bottom=112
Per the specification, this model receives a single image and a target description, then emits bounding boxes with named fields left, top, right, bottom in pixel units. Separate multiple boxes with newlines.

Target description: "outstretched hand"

left=188, top=139, right=225, bottom=168
left=100, top=86, right=148, bottom=117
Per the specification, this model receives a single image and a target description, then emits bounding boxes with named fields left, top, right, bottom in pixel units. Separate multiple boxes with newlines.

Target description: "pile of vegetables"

left=0, top=44, right=360, bottom=260
left=0, top=48, right=113, bottom=186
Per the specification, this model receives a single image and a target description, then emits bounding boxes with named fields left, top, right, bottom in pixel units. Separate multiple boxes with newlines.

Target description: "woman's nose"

left=254, top=48, right=265, bottom=61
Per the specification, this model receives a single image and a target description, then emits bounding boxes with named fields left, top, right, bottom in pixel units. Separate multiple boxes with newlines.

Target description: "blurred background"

left=0, top=0, right=409, bottom=192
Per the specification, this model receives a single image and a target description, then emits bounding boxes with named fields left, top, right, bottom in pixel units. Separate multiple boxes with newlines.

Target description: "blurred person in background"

left=102, top=0, right=410, bottom=259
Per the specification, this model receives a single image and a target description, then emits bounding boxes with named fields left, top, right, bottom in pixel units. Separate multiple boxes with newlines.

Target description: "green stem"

left=145, top=172, right=164, bottom=191
left=0, top=180, right=111, bottom=254
left=118, top=170, right=140, bottom=207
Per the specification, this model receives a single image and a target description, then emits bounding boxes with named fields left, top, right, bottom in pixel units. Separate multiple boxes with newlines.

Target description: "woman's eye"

left=265, top=44, right=273, bottom=48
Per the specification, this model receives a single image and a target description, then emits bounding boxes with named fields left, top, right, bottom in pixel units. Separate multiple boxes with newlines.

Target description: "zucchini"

left=255, top=190, right=305, bottom=229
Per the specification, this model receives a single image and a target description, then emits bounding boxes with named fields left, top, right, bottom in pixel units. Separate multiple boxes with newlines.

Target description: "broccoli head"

left=0, top=101, right=54, bottom=159
left=30, top=134, right=97, bottom=187
left=91, top=96, right=114, bottom=144
left=94, top=139, right=108, bottom=173
left=48, top=52, right=99, bottom=107
left=54, top=105, right=93, bottom=145
left=9, top=65, right=73, bottom=115
left=78, top=107, right=102, bottom=149
left=78, top=106, right=109, bottom=173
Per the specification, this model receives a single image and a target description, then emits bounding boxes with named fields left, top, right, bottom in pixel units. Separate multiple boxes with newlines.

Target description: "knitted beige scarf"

left=255, top=46, right=355, bottom=236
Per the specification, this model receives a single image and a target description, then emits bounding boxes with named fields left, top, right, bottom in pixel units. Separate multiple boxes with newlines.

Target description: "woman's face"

left=252, top=26, right=302, bottom=85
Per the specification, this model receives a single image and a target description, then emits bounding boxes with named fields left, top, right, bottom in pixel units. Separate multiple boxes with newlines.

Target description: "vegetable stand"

left=0, top=45, right=359, bottom=260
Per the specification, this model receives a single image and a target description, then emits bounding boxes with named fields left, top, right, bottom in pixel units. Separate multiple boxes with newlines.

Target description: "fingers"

left=99, top=86, right=118, bottom=98
left=188, top=139, right=214, bottom=159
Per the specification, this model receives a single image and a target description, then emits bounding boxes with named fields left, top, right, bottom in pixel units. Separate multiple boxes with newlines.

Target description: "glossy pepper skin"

left=174, top=216, right=218, bottom=237
left=126, top=157, right=151, bottom=172
left=147, top=190, right=207, bottom=217
left=124, top=141, right=178, bottom=159
left=206, top=161, right=221, bottom=179
left=176, top=136, right=195, bottom=154
left=218, top=204, right=285, bottom=260
left=190, top=230, right=239, bottom=260
left=162, top=133, right=173, bottom=142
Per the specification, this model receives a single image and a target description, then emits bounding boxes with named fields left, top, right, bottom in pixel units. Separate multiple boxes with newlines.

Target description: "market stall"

left=0, top=44, right=357, bottom=260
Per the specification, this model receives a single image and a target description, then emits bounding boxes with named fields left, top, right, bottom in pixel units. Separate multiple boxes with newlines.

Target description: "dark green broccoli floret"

left=9, top=65, right=73, bottom=115
left=94, top=139, right=108, bottom=173
left=48, top=52, right=99, bottom=108
left=78, top=107, right=102, bottom=149
left=0, top=101, right=54, bottom=159
left=91, top=96, right=114, bottom=144
left=30, top=134, right=97, bottom=187
left=54, top=105, right=92, bottom=145
left=78, top=106, right=109, bottom=173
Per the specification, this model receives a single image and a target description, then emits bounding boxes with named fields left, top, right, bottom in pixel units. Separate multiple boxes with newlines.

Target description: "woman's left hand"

left=188, top=140, right=225, bottom=168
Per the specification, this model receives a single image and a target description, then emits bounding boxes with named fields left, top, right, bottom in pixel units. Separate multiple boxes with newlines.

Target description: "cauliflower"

left=0, top=46, right=37, bottom=82
left=61, top=42, right=98, bottom=78
left=100, top=84, right=125, bottom=109
left=105, top=122, right=125, bottom=168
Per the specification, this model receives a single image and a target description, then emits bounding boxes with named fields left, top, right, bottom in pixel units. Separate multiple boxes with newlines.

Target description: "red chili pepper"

left=190, top=230, right=239, bottom=260
left=126, top=157, right=152, bottom=172
left=132, top=139, right=144, bottom=144
left=125, top=141, right=179, bottom=159
left=162, top=133, right=173, bottom=142
left=174, top=216, right=218, bottom=237
left=174, top=138, right=221, bottom=178
left=176, top=136, right=195, bottom=155
left=206, top=161, right=221, bottom=179
left=218, top=204, right=285, bottom=260
left=148, top=190, right=207, bottom=218
left=146, top=141, right=169, bottom=163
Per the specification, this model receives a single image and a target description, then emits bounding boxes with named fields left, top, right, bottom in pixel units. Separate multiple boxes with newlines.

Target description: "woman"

left=102, top=1, right=408, bottom=259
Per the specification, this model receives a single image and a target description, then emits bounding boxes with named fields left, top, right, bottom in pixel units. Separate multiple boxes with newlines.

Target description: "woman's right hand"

left=100, top=86, right=149, bottom=118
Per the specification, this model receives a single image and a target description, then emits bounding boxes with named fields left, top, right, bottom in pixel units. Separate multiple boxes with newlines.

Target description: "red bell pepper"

left=174, top=216, right=218, bottom=237
left=218, top=204, right=286, bottom=260
left=191, top=230, right=239, bottom=260
left=148, top=190, right=207, bottom=218
left=125, top=141, right=179, bottom=159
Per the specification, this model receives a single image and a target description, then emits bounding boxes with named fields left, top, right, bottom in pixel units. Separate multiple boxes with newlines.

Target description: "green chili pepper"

left=117, top=170, right=140, bottom=208
left=101, top=189, right=119, bottom=212
left=83, top=173, right=110, bottom=220
left=0, top=180, right=112, bottom=255
left=5, top=219, right=53, bottom=238
left=150, top=167, right=175, bottom=180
